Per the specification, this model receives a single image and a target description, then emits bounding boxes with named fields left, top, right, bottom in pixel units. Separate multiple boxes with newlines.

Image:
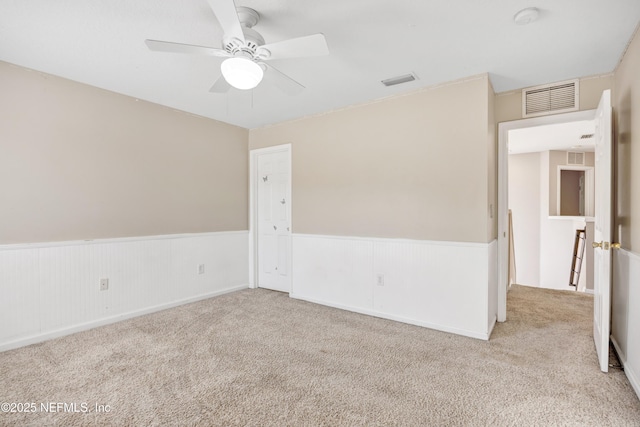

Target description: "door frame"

left=248, top=143, right=292, bottom=290
left=497, top=109, right=596, bottom=321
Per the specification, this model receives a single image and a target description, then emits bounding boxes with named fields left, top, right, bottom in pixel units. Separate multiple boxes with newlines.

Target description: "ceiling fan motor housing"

left=223, top=27, right=265, bottom=56
left=222, top=7, right=270, bottom=60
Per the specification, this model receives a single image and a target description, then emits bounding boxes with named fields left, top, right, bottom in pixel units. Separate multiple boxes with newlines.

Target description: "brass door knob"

left=611, top=242, right=621, bottom=249
left=592, top=242, right=603, bottom=248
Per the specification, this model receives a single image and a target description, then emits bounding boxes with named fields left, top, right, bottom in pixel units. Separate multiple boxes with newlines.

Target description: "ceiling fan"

left=145, top=0, right=329, bottom=95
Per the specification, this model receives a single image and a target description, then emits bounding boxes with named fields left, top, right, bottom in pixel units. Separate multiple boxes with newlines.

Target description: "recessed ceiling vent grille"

left=567, top=151, right=585, bottom=165
left=522, top=79, right=579, bottom=118
left=381, top=73, right=417, bottom=87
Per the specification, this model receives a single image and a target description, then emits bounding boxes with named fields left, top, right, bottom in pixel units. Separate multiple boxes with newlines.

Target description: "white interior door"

left=592, top=89, right=613, bottom=373
left=256, top=149, right=291, bottom=293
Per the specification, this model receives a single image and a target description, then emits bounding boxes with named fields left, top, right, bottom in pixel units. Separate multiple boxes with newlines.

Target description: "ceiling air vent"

left=567, top=151, right=585, bottom=165
left=381, top=73, right=418, bottom=87
left=522, top=79, right=579, bottom=118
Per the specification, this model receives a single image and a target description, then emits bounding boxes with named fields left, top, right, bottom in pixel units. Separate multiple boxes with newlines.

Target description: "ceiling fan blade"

left=145, top=39, right=230, bottom=57
left=207, top=0, right=245, bottom=44
left=262, top=63, right=304, bottom=96
left=260, top=33, right=329, bottom=61
left=209, top=75, right=231, bottom=93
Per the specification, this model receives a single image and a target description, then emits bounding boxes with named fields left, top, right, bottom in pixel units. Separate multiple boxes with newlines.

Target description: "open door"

left=592, top=89, right=615, bottom=373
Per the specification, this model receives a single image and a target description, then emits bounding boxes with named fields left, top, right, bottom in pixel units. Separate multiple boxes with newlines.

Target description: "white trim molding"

left=291, top=233, right=498, bottom=340
left=0, top=231, right=249, bottom=352
left=0, top=230, right=246, bottom=251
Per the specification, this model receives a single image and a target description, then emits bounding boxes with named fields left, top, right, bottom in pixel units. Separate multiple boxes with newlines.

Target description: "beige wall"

left=495, top=74, right=614, bottom=124
left=250, top=75, right=494, bottom=243
left=614, top=27, right=640, bottom=252
left=0, top=62, right=249, bottom=244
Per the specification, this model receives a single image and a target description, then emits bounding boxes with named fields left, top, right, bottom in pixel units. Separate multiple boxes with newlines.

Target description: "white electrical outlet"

left=100, top=278, right=109, bottom=291
left=198, top=264, right=205, bottom=275
left=376, top=273, right=385, bottom=286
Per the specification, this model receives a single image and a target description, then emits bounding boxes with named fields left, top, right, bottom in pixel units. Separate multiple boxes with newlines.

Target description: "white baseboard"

left=611, top=336, right=640, bottom=399
left=0, top=284, right=247, bottom=353
left=290, top=293, right=491, bottom=340
left=625, top=358, right=640, bottom=400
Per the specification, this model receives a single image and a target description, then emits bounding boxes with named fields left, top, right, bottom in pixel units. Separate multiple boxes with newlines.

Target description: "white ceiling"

left=1, top=1, right=639, bottom=129
left=509, top=120, right=596, bottom=154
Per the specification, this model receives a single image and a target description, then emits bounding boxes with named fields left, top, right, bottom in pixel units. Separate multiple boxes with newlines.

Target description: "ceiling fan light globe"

left=221, top=57, right=264, bottom=90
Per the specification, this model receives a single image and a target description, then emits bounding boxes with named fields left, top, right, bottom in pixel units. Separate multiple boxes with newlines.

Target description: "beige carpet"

left=0, top=285, right=638, bottom=426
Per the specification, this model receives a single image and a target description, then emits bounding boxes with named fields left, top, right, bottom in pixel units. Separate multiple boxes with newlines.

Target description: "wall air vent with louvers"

left=522, top=79, right=579, bottom=118
left=567, top=151, right=585, bottom=165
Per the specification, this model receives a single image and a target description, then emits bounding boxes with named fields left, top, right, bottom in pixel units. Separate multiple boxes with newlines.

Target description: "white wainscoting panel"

left=292, top=236, right=374, bottom=309
left=0, top=232, right=249, bottom=352
left=0, top=249, right=40, bottom=342
left=612, top=248, right=640, bottom=399
left=291, top=234, right=495, bottom=340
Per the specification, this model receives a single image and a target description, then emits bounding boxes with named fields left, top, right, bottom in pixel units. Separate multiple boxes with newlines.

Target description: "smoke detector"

left=514, top=7, right=540, bottom=25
